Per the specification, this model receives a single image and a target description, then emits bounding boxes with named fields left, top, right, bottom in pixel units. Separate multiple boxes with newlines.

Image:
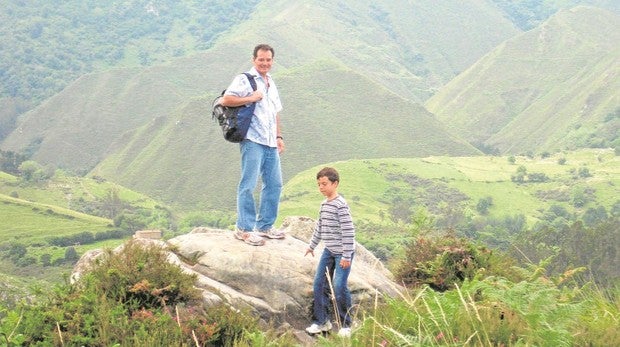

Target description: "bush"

left=2, top=239, right=266, bottom=346
left=82, top=240, right=201, bottom=311
left=394, top=234, right=518, bottom=291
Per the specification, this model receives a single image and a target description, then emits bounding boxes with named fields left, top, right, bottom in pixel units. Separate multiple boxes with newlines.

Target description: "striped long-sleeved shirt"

left=308, top=195, right=355, bottom=261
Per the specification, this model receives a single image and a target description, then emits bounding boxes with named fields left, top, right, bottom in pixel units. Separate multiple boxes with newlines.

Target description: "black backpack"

left=211, top=73, right=257, bottom=143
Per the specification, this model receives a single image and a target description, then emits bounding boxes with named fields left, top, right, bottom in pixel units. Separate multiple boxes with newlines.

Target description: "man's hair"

left=253, top=44, right=274, bottom=58
left=317, top=167, right=339, bottom=183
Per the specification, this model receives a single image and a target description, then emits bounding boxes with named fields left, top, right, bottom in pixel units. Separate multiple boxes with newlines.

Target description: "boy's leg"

left=333, top=254, right=354, bottom=328
left=312, top=249, right=335, bottom=325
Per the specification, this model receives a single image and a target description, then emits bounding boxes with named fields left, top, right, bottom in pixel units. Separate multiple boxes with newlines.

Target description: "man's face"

left=253, top=49, right=273, bottom=76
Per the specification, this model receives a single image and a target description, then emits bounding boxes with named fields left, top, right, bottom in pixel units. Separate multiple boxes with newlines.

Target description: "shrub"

left=476, top=196, right=493, bottom=215
left=2, top=239, right=266, bottom=346
left=578, top=166, right=591, bottom=178
left=394, top=234, right=516, bottom=291
left=81, top=240, right=201, bottom=311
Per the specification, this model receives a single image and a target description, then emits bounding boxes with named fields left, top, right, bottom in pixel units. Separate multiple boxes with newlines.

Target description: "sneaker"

left=337, top=327, right=351, bottom=337
left=233, top=230, right=265, bottom=246
left=305, top=321, right=332, bottom=334
left=258, top=227, right=285, bottom=239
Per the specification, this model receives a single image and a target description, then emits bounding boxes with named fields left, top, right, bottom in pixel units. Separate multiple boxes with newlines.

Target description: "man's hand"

left=251, top=90, right=263, bottom=102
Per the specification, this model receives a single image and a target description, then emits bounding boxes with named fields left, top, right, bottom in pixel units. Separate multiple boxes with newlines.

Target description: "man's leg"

left=256, top=145, right=282, bottom=231
left=237, top=140, right=262, bottom=231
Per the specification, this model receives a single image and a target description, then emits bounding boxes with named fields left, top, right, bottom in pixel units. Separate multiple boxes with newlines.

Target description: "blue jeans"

left=312, top=248, right=353, bottom=327
left=236, top=140, right=282, bottom=231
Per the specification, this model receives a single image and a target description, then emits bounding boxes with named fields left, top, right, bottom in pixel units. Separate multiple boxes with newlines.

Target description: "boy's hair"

left=254, top=44, right=274, bottom=58
left=317, top=167, right=339, bottom=183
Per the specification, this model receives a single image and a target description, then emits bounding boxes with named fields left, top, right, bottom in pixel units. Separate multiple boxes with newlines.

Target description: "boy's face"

left=317, top=176, right=338, bottom=198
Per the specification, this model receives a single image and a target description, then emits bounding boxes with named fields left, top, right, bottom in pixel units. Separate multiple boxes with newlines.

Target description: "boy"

left=304, top=167, right=355, bottom=337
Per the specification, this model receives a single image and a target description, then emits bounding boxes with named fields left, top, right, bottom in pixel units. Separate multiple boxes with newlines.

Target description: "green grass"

left=347, top=277, right=620, bottom=346
left=278, top=148, right=619, bottom=226
left=0, top=174, right=148, bottom=282
left=0, top=172, right=161, bottom=212
left=0, top=194, right=112, bottom=243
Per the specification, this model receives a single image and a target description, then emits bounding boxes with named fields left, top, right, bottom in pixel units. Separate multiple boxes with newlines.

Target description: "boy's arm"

left=308, top=219, right=321, bottom=251
left=339, top=203, right=355, bottom=262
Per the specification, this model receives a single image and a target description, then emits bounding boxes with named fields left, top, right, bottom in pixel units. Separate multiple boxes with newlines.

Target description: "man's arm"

left=276, top=113, right=285, bottom=153
left=220, top=91, right=263, bottom=107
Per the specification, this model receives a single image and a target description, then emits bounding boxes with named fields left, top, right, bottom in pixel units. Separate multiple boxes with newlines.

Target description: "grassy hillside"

left=0, top=193, right=112, bottom=242
left=2, top=2, right=617, bottom=212
left=278, top=148, right=619, bottom=227
left=0, top=170, right=167, bottom=255
left=0, top=171, right=163, bottom=214
left=91, top=61, right=479, bottom=210
left=0, top=0, right=260, bottom=106
left=491, top=0, right=619, bottom=29
left=1, top=0, right=518, bottom=172
left=0, top=171, right=173, bottom=285
left=0, top=191, right=115, bottom=281
left=426, top=6, right=620, bottom=154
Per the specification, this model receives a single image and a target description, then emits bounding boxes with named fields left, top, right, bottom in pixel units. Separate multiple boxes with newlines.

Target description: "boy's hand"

left=339, top=259, right=351, bottom=269
left=305, top=248, right=314, bottom=257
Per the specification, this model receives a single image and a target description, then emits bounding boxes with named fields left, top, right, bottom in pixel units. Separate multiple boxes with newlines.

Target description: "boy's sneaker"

left=233, top=229, right=265, bottom=246
left=258, top=227, right=285, bottom=239
left=337, top=327, right=351, bottom=337
left=305, top=321, right=332, bottom=334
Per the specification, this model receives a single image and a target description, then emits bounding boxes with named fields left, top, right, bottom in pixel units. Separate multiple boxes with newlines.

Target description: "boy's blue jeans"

left=313, top=248, right=354, bottom=327
left=236, top=140, right=282, bottom=231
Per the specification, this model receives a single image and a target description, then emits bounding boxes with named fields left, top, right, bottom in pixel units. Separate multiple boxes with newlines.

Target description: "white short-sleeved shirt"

left=224, top=67, right=282, bottom=148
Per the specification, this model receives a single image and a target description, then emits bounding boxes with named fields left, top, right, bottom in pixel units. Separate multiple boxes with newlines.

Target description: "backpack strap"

left=242, top=72, right=258, bottom=92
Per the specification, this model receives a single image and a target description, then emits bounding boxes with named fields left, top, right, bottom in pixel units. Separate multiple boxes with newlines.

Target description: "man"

left=220, top=44, right=285, bottom=246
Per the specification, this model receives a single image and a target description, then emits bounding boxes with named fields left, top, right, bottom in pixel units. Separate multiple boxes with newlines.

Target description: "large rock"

left=73, top=216, right=402, bottom=332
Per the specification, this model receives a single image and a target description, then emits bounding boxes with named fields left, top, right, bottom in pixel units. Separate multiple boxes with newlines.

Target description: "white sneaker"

left=305, top=321, right=332, bottom=334
left=337, top=327, right=351, bottom=337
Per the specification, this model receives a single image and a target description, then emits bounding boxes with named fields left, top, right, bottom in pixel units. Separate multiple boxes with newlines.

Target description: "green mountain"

left=1, top=0, right=519, bottom=169
left=0, top=0, right=260, bottom=109
left=1, top=2, right=618, bottom=210
left=2, top=0, right=524, bottom=208
left=91, top=60, right=477, bottom=209
left=425, top=6, right=620, bottom=154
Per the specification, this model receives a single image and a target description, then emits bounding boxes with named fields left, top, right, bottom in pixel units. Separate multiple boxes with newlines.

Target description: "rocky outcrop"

left=72, top=216, right=402, bottom=333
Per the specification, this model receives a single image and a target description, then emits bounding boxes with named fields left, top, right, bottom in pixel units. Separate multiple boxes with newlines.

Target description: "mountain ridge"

left=91, top=61, right=479, bottom=209
left=1, top=2, right=618, bottom=210
left=425, top=6, right=620, bottom=153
